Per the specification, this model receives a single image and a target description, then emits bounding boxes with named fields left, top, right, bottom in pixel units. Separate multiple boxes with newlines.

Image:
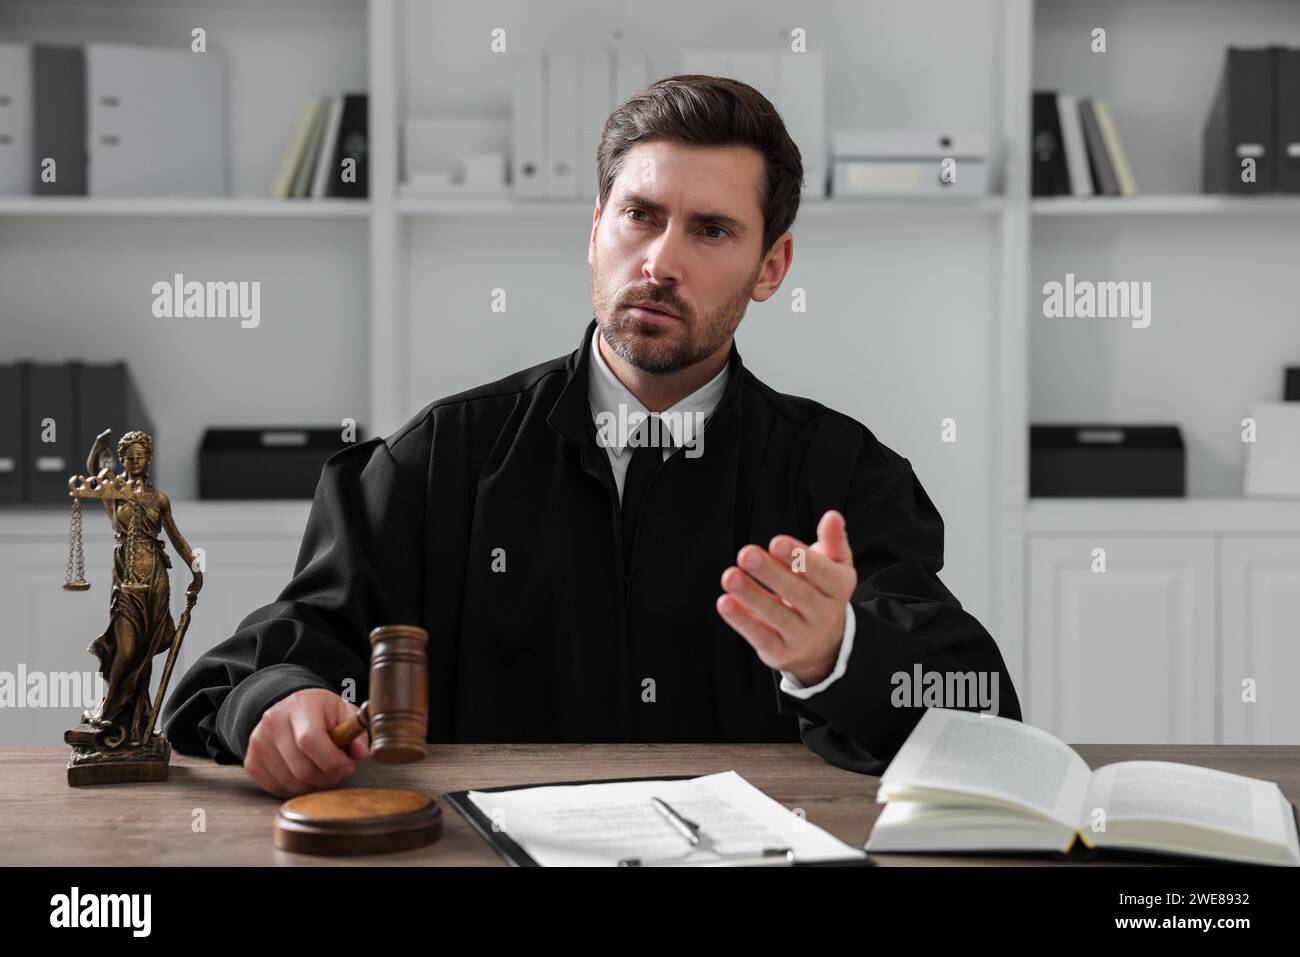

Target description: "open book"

left=864, top=709, right=1299, bottom=866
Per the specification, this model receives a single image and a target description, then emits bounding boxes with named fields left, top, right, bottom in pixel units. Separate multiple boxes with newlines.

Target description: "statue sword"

left=146, top=588, right=197, bottom=740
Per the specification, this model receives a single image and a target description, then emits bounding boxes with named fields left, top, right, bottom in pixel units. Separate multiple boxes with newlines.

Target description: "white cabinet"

left=0, top=503, right=309, bottom=746
left=1221, top=537, right=1300, bottom=745
left=1028, top=536, right=1217, bottom=745
left=1028, top=526, right=1300, bottom=747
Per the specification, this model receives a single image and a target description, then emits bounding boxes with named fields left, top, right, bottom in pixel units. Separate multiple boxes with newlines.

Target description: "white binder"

left=681, top=50, right=827, bottom=200
left=1057, top=93, right=1094, bottom=196
left=776, top=51, right=827, bottom=199
left=510, top=50, right=545, bottom=198
left=728, top=51, right=777, bottom=102
left=681, top=50, right=730, bottom=77
left=1244, top=402, right=1300, bottom=497
left=578, top=51, right=611, bottom=203
left=545, top=51, right=578, bottom=198
left=310, top=95, right=344, bottom=199
left=85, top=43, right=226, bottom=196
left=614, top=49, right=649, bottom=105
left=0, top=44, right=32, bottom=195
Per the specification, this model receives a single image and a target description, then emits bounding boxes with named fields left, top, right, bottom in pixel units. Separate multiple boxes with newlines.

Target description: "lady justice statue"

left=62, top=428, right=203, bottom=785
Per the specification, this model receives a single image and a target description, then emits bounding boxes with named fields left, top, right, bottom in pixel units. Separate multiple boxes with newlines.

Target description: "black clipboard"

left=443, top=774, right=877, bottom=867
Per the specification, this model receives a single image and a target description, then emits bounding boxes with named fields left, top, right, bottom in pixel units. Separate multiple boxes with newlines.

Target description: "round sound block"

left=273, top=787, right=443, bottom=856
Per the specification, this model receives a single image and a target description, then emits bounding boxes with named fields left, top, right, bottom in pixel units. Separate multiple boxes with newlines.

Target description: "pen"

left=627, top=796, right=797, bottom=866
left=651, top=796, right=700, bottom=846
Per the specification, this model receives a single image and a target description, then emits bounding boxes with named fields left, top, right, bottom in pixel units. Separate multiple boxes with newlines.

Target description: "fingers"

left=715, top=592, right=784, bottom=665
left=732, top=544, right=819, bottom=611
left=767, top=534, right=856, bottom=601
left=244, top=732, right=300, bottom=798
left=721, top=561, right=806, bottom=635
left=291, top=707, right=356, bottom=780
left=331, top=697, right=370, bottom=761
left=813, top=509, right=854, bottom=566
left=346, top=734, right=370, bottom=762
left=243, top=691, right=359, bottom=797
left=270, top=723, right=345, bottom=793
left=719, top=513, right=858, bottom=678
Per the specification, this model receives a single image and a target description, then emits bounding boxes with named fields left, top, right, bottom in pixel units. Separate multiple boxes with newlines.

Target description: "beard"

left=591, top=251, right=761, bottom=374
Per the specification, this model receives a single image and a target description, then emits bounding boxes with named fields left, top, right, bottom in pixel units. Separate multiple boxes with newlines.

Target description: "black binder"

left=10, top=360, right=153, bottom=504
left=1278, top=47, right=1300, bottom=192
left=19, top=361, right=77, bottom=503
left=32, top=45, right=86, bottom=195
left=0, top=364, right=23, bottom=503
left=1203, top=46, right=1281, bottom=194
left=444, top=774, right=877, bottom=867
left=326, top=93, right=367, bottom=198
left=72, top=360, right=154, bottom=480
left=1031, top=91, right=1070, bottom=197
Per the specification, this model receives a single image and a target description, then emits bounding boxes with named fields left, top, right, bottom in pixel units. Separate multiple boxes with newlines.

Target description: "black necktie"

left=621, top=418, right=665, bottom=568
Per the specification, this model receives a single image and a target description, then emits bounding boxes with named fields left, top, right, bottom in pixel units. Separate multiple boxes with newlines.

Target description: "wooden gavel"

left=328, top=624, right=429, bottom=764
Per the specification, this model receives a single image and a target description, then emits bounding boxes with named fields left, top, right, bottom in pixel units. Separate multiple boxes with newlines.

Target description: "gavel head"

left=364, top=625, right=429, bottom=764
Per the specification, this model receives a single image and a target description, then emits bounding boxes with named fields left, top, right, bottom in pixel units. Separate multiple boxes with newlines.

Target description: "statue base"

left=64, top=725, right=171, bottom=786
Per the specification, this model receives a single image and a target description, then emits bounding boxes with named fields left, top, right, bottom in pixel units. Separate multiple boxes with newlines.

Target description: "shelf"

left=396, top=195, right=1006, bottom=218
left=1024, top=498, right=1300, bottom=534
left=797, top=197, right=1006, bottom=216
left=398, top=196, right=591, bottom=217
left=1032, top=196, right=1300, bottom=217
left=16, top=0, right=363, bottom=6
left=0, top=197, right=370, bottom=218
left=0, top=500, right=313, bottom=538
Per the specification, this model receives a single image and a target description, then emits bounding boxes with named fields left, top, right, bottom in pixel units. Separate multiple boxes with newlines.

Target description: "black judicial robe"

left=162, top=317, right=1022, bottom=774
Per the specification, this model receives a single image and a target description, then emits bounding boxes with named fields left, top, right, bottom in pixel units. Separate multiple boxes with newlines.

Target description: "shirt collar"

left=587, top=325, right=731, bottom=456
left=547, top=318, right=746, bottom=455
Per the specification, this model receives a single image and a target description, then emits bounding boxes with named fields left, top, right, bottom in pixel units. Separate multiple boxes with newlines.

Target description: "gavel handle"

left=329, top=701, right=370, bottom=749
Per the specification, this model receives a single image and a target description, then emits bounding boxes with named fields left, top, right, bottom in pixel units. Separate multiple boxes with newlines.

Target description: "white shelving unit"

left=0, top=197, right=371, bottom=217
left=3, top=0, right=1299, bottom=745
left=1018, top=0, right=1300, bottom=745
left=1033, top=195, right=1300, bottom=216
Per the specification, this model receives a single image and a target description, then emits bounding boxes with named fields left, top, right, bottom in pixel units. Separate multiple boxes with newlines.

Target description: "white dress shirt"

left=586, top=326, right=855, bottom=698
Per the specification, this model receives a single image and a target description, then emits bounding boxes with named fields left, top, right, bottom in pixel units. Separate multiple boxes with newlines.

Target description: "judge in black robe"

left=162, top=316, right=1022, bottom=775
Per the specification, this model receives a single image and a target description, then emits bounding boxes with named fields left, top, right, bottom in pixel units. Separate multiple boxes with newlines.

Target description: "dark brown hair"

left=596, top=74, right=804, bottom=258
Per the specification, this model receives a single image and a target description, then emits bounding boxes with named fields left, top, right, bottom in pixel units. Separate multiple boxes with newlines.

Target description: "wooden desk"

left=2, top=743, right=1297, bottom=866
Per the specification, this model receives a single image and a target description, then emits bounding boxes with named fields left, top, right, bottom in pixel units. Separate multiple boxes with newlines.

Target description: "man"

left=163, top=75, right=1021, bottom=798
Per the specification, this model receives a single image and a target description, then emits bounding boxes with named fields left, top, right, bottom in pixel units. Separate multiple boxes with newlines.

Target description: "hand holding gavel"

left=246, top=690, right=370, bottom=798
left=244, top=625, right=429, bottom=798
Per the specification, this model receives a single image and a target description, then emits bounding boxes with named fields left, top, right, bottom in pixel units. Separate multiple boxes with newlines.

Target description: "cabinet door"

left=1221, top=537, right=1300, bottom=745
left=0, top=534, right=301, bottom=747
left=0, top=542, right=118, bottom=748
left=1028, top=536, right=1216, bottom=744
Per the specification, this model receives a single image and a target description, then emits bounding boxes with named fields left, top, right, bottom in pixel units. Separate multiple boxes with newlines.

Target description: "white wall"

left=400, top=0, right=1008, bottom=621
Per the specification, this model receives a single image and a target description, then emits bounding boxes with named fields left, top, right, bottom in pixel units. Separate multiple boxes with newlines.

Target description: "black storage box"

left=2, top=360, right=153, bottom=505
left=1030, top=424, right=1185, bottom=497
left=199, top=427, right=363, bottom=500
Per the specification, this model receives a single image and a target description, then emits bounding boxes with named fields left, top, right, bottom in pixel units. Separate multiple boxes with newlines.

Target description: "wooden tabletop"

left=2, top=743, right=1297, bottom=866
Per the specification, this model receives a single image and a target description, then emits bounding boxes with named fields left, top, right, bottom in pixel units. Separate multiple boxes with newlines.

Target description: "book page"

left=877, top=709, right=1093, bottom=825
left=1083, top=761, right=1298, bottom=849
left=466, top=770, right=862, bottom=866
